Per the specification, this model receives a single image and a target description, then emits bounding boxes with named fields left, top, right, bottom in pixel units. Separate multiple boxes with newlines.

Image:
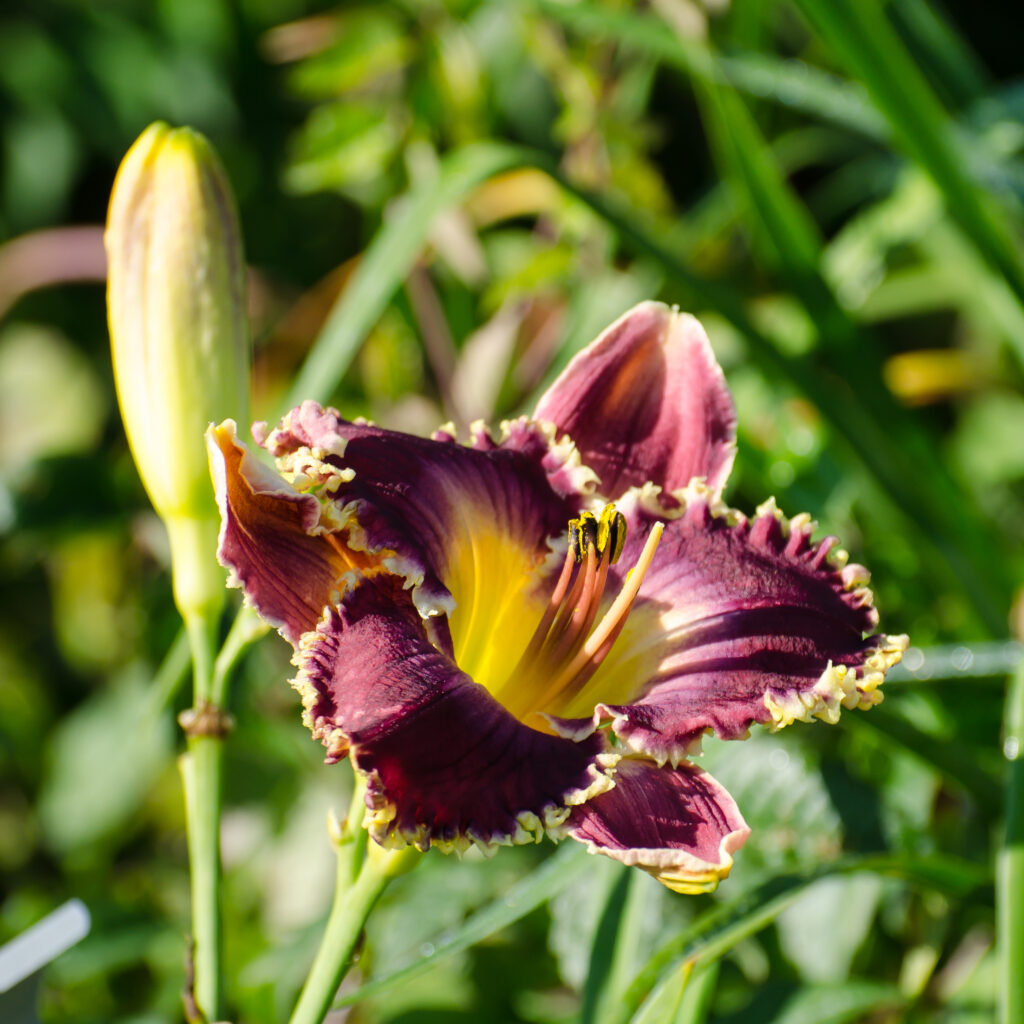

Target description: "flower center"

left=499, top=505, right=663, bottom=724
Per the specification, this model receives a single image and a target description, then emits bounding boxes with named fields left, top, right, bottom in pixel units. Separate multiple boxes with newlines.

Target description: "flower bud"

left=106, top=122, right=250, bottom=620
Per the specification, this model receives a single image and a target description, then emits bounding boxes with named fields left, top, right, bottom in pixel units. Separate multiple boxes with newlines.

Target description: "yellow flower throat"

left=448, top=504, right=663, bottom=728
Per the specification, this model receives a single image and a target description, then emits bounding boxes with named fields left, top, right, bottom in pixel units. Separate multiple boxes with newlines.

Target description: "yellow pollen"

left=502, top=505, right=663, bottom=722
left=569, top=505, right=627, bottom=563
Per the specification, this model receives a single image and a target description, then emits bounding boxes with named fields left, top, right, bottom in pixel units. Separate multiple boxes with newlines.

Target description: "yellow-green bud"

left=106, top=122, right=250, bottom=621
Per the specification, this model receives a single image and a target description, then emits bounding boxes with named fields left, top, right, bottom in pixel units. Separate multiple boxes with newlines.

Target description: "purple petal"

left=293, top=575, right=615, bottom=852
left=207, top=421, right=351, bottom=644
left=534, top=302, right=736, bottom=499
left=258, top=402, right=577, bottom=620
left=563, top=757, right=749, bottom=893
left=553, top=487, right=906, bottom=764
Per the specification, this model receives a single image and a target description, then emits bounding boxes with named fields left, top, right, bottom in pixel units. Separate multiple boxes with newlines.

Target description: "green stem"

left=180, top=734, right=224, bottom=1022
left=186, top=614, right=216, bottom=704
left=212, top=604, right=268, bottom=706
left=999, top=656, right=1024, bottom=1024
left=147, top=626, right=192, bottom=718
left=336, top=773, right=370, bottom=886
left=176, top=605, right=263, bottom=1022
left=289, top=837, right=420, bottom=1024
left=181, top=612, right=224, bottom=1022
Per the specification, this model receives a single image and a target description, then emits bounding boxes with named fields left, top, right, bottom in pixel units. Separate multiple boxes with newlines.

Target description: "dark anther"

left=568, top=511, right=599, bottom=561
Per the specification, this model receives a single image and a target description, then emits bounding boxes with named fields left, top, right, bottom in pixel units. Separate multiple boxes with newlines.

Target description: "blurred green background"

left=1, top=0, right=1022, bottom=1021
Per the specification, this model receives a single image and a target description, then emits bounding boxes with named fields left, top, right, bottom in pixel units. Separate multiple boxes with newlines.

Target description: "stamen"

left=503, top=503, right=663, bottom=723
left=569, top=512, right=598, bottom=561
left=532, top=522, right=663, bottom=713
left=597, top=505, right=627, bottom=564
left=508, top=541, right=577, bottom=680
left=553, top=542, right=599, bottom=654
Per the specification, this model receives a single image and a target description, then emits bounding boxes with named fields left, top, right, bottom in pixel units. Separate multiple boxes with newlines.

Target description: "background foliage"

left=0, top=0, right=1021, bottom=1021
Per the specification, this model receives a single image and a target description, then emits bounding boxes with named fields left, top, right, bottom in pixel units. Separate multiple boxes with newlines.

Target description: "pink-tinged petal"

left=534, top=302, right=736, bottom=499
left=554, top=485, right=906, bottom=764
left=563, top=757, right=749, bottom=893
left=207, top=421, right=352, bottom=644
left=292, top=576, right=615, bottom=852
left=257, top=402, right=576, bottom=621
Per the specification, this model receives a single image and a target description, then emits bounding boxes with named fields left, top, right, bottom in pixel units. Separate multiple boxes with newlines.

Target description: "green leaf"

left=582, top=867, right=633, bottom=1024
left=581, top=866, right=676, bottom=1024
left=998, top=658, right=1024, bottom=1024
left=611, top=854, right=985, bottom=1024
left=775, top=874, right=882, bottom=982
left=631, top=961, right=719, bottom=1024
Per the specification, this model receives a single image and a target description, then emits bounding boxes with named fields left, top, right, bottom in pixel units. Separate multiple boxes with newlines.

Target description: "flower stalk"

left=106, top=121, right=250, bottom=1021
left=288, top=779, right=420, bottom=1024
left=180, top=736, right=223, bottom=1020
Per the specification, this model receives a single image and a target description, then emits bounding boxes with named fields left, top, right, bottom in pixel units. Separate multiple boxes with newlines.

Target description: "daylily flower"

left=207, top=302, right=907, bottom=893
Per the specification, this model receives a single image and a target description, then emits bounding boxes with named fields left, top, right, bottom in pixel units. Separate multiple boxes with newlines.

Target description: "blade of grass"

left=632, top=960, right=719, bottom=1024
left=769, top=981, right=906, bottom=1024
left=890, top=0, right=989, bottom=109
left=582, top=868, right=633, bottom=1024
left=673, top=961, right=718, bottom=1024
left=583, top=866, right=657, bottom=1024
left=692, top=61, right=861, bottom=349
left=888, top=641, right=1024, bottom=683
left=333, top=842, right=589, bottom=1007
left=791, top=0, right=1024, bottom=336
